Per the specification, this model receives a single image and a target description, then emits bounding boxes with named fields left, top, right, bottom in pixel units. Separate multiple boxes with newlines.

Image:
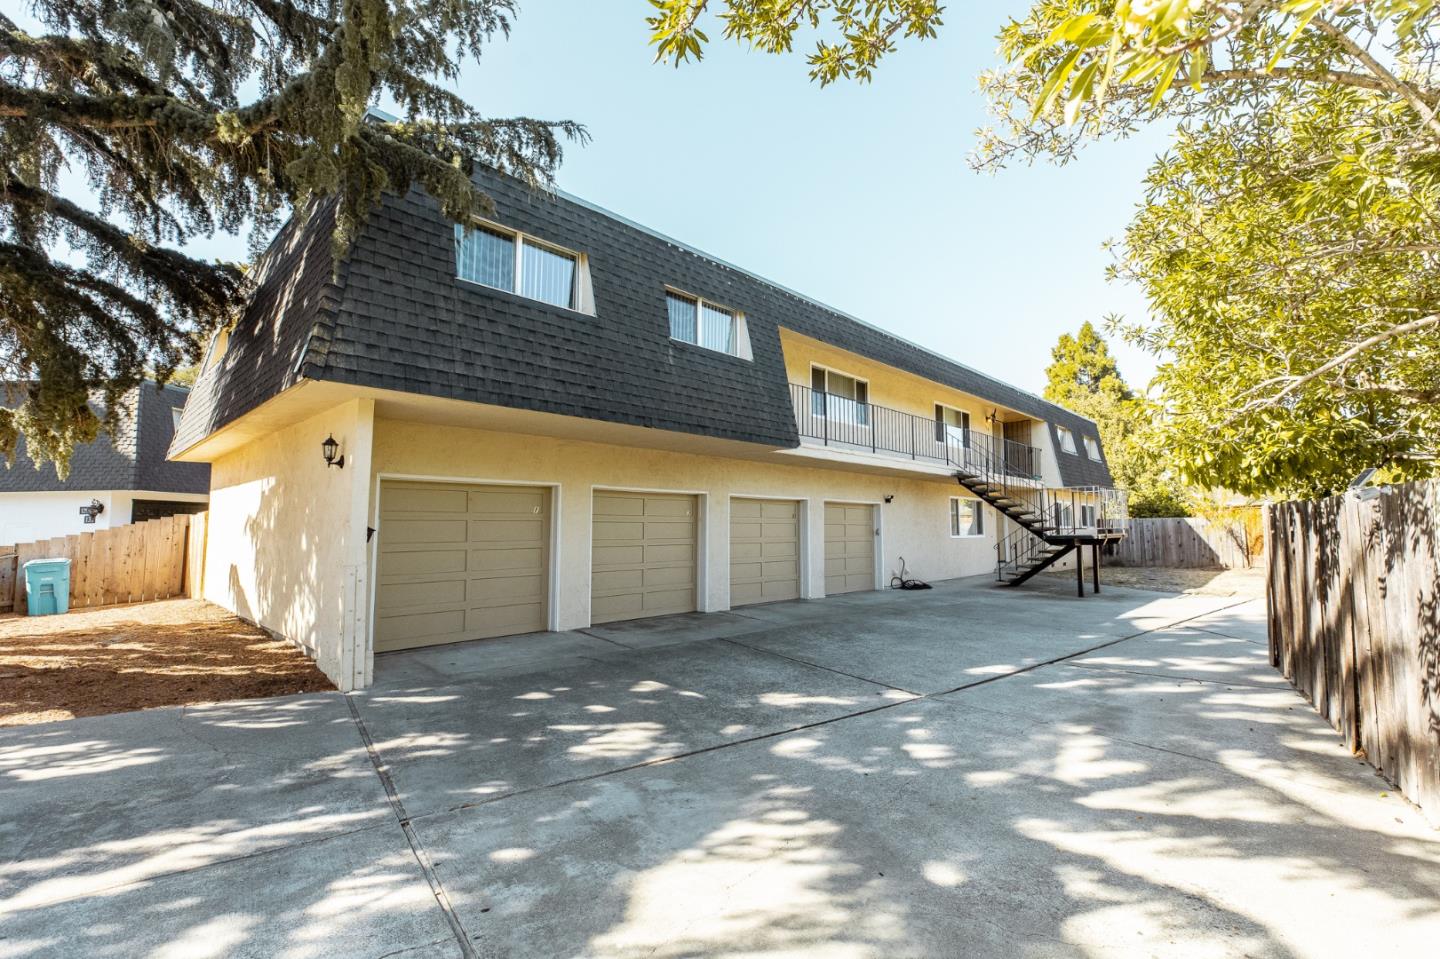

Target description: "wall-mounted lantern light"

left=322, top=434, right=345, bottom=469
left=883, top=494, right=894, bottom=504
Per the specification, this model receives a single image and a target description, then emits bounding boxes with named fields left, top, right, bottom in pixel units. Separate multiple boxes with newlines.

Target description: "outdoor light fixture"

left=884, top=494, right=895, bottom=504
left=322, top=434, right=345, bottom=469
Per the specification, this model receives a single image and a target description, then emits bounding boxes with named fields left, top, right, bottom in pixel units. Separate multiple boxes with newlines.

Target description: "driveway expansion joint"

left=346, top=694, right=479, bottom=959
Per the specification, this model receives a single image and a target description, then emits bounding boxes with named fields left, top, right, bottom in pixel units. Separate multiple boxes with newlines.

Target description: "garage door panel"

left=592, top=592, right=642, bottom=621
left=644, top=587, right=695, bottom=613
left=730, top=498, right=801, bottom=607
left=469, top=546, right=545, bottom=573
left=380, top=548, right=467, bottom=576
left=824, top=502, right=875, bottom=595
left=469, top=488, right=546, bottom=513
left=377, top=482, right=550, bottom=652
left=591, top=491, right=698, bottom=624
left=593, top=544, right=645, bottom=567
left=644, top=543, right=694, bottom=564
left=377, top=608, right=466, bottom=647
left=467, top=603, right=544, bottom=634
left=469, top=518, right=545, bottom=543
left=378, top=578, right=466, bottom=610
left=642, top=520, right=694, bottom=540
left=643, top=566, right=693, bottom=588
left=385, top=487, right=469, bottom=514
left=595, top=493, right=645, bottom=516
left=385, top=518, right=468, bottom=545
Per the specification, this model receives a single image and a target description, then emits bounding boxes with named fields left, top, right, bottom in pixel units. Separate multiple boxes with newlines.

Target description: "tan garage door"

left=730, top=498, right=800, bottom=606
left=592, top=491, right=697, bottom=624
left=376, top=482, right=549, bottom=652
left=824, top=502, right=876, bottom=595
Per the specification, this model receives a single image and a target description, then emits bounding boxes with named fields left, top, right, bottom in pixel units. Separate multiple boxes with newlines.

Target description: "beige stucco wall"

left=369, top=418, right=997, bottom=636
left=204, top=398, right=374, bottom=690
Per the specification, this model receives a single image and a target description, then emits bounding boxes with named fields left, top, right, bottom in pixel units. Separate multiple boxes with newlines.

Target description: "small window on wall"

left=950, top=497, right=984, bottom=537
left=1084, top=436, right=1102, bottom=461
left=1080, top=504, right=1097, bottom=527
left=935, top=404, right=970, bottom=445
left=170, top=407, right=183, bottom=431
left=1056, top=425, right=1078, bottom=454
left=666, top=290, right=747, bottom=357
left=455, top=222, right=583, bottom=311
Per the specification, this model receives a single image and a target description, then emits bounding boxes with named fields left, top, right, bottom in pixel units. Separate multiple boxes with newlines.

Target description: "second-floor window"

left=1084, top=436, right=1102, bottom=461
left=811, top=365, right=869, bottom=426
left=1056, top=425, right=1078, bottom=454
left=935, top=404, right=969, bottom=445
left=667, top=291, right=741, bottom=355
left=455, top=223, right=579, bottom=310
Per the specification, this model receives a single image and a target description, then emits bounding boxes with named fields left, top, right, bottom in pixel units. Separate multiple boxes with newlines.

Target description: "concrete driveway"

left=2, top=577, right=1437, bottom=957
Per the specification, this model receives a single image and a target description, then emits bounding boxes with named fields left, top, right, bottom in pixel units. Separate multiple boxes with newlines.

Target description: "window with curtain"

left=1056, top=425, right=1078, bottom=454
left=521, top=239, right=577, bottom=308
left=1083, top=436, right=1102, bottom=461
left=455, top=222, right=580, bottom=310
left=455, top=224, right=515, bottom=291
left=667, top=292, right=697, bottom=342
left=935, top=404, right=969, bottom=444
left=950, top=498, right=983, bottom=537
left=666, top=290, right=743, bottom=357
left=812, top=366, right=869, bottom=425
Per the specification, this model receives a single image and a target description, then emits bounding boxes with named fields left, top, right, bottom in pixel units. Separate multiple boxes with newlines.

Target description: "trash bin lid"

left=23, top=558, right=72, bottom=570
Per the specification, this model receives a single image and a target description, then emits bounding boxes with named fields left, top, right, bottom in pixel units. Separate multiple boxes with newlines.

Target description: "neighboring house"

left=1, top=383, right=209, bottom=545
left=170, top=171, right=1121, bottom=691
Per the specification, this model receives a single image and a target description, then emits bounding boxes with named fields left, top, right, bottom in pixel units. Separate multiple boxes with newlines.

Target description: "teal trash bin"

left=24, top=558, right=72, bottom=616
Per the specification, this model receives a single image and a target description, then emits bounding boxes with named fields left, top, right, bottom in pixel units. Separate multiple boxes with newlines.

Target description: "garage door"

left=375, top=482, right=549, bottom=652
left=730, top=498, right=800, bottom=606
left=824, top=502, right=875, bottom=595
left=592, top=491, right=697, bottom=624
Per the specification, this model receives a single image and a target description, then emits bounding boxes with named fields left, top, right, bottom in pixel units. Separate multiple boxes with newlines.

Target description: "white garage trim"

left=588, top=485, right=710, bottom=623
left=368, top=473, right=563, bottom=657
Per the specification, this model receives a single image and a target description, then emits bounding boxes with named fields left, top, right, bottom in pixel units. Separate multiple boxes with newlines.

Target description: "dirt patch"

left=0, top=599, right=333, bottom=726
left=1043, top=565, right=1266, bottom=599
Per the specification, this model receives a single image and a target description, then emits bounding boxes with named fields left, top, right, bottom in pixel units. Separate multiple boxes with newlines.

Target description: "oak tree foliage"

left=2, top=0, right=583, bottom=474
left=652, top=1, right=1440, bottom=497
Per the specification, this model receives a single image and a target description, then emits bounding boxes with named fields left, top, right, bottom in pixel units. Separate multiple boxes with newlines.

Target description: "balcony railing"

left=789, top=382, right=1042, bottom=481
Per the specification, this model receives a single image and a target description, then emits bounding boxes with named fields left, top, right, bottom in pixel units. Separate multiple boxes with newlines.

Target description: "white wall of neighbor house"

left=0, top=489, right=209, bottom=545
left=203, top=397, right=375, bottom=691
left=367, top=418, right=998, bottom=634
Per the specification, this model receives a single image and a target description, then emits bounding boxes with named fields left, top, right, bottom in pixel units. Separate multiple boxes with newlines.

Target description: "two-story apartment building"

left=170, top=170, right=1121, bottom=691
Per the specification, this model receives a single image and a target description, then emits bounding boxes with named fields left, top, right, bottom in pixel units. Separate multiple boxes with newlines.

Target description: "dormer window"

left=1084, top=436, right=1101, bottom=461
left=455, top=222, right=589, bottom=312
left=1056, top=425, right=1078, bottom=454
left=666, top=290, right=752, bottom=358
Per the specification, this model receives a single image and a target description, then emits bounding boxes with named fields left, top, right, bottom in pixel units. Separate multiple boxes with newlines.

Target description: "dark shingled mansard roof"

left=3, top=383, right=209, bottom=494
left=174, top=170, right=1112, bottom=487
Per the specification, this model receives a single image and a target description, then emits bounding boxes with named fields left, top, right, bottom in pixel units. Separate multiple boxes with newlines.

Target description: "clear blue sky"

left=425, top=1, right=1170, bottom=396
left=49, top=1, right=1171, bottom=396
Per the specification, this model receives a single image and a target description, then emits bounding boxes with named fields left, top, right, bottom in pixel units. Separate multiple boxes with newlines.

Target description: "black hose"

left=889, top=556, right=932, bottom=590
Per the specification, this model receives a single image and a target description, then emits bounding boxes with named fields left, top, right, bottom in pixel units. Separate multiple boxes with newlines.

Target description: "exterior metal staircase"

left=948, top=434, right=1129, bottom=594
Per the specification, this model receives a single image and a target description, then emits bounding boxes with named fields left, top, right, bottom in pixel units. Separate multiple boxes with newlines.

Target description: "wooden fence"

left=1268, top=481, right=1440, bottom=827
left=1109, top=512, right=1265, bottom=569
left=0, top=511, right=208, bottom=615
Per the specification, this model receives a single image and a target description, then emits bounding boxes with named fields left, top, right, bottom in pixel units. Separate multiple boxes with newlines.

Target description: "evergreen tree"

left=2, top=0, right=583, bottom=474
left=1044, top=322, right=1190, bottom=518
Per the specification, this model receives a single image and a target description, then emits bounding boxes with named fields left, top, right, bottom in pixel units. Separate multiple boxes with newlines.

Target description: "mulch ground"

left=0, top=598, right=334, bottom=727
